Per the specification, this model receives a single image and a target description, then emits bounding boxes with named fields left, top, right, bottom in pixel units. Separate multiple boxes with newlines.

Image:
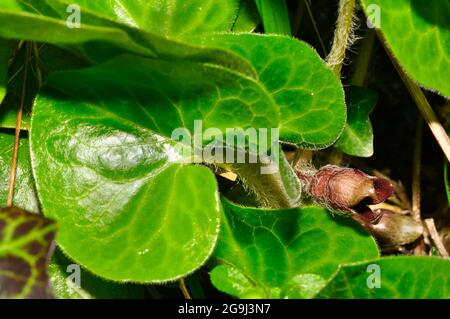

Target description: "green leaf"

left=194, top=34, right=346, bottom=148
left=232, top=0, right=261, bottom=32
left=361, top=0, right=450, bottom=98
left=0, top=132, right=39, bottom=213
left=210, top=264, right=266, bottom=298
left=0, top=0, right=255, bottom=77
left=283, top=273, right=327, bottom=299
left=335, top=86, right=378, bottom=157
left=0, top=39, right=11, bottom=104
left=212, top=199, right=379, bottom=298
left=317, top=256, right=450, bottom=299
left=30, top=55, right=278, bottom=282
left=0, top=206, right=57, bottom=299
left=255, top=0, right=291, bottom=35
left=58, top=0, right=240, bottom=38
left=49, top=248, right=147, bottom=299
left=0, top=108, right=30, bottom=130
left=35, top=54, right=278, bottom=142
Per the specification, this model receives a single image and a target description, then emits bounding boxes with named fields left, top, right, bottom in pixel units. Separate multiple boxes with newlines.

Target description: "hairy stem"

left=219, top=151, right=302, bottom=209
left=326, top=0, right=356, bottom=76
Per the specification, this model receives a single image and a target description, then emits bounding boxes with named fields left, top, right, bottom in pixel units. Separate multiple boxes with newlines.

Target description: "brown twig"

left=424, top=219, right=450, bottom=258
left=412, top=119, right=426, bottom=255
left=412, top=118, right=423, bottom=223
left=7, top=42, right=30, bottom=207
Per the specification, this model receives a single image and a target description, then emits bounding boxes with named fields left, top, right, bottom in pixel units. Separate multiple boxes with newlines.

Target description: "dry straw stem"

left=179, top=278, right=192, bottom=299
left=379, top=33, right=450, bottom=163
left=412, top=119, right=423, bottom=223
left=399, top=71, right=450, bottom=163
left=412, top=119, right=427, bottom=255
left=327, top=0, right=357, bottom=76
left=424, top=219, right=450, bottom=258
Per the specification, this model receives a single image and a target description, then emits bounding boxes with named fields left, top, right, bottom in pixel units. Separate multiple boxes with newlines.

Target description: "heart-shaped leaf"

left=30, top=55, right=279, bottom=282
left=0, top=0, right=255, bottom=76
left=211, top=199, right=379, bottom=298
left=0, top=206, right=57, bottom=299
left=195, top=34, right=346, bottom=148
left=361, top=0, right=450, bottom=98
left=0, top=132, right=39, bottom=213
left=317, top=256, right=450, bottom=298
left=335, top=86, right=378, bottom=157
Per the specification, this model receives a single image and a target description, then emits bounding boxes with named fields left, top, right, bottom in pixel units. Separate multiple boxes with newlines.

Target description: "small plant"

left=0, top=0, right=449, bottom=299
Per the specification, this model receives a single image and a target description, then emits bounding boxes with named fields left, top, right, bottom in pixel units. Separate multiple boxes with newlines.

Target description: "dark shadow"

left=411, top=0, right=450, bottom=30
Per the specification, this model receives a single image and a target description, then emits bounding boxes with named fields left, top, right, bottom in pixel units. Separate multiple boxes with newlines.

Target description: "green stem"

left=351, top=28, right=376, bottom=86
left=326, top=0, right=356, bottom=76
left=255, top=0, right=292, bottom=35
left=303, top=0, right=327, bottom=57
left=219, top=151, right=302, bottom=209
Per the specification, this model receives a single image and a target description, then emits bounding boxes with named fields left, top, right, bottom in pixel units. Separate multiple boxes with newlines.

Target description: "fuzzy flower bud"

left=297, top=165, right=394, bottom=220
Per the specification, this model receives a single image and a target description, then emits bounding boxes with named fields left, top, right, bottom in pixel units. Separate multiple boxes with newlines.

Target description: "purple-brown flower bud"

left=356, top=209, right=423, bottom=247
left=297, top=165, right=394, bottom=219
